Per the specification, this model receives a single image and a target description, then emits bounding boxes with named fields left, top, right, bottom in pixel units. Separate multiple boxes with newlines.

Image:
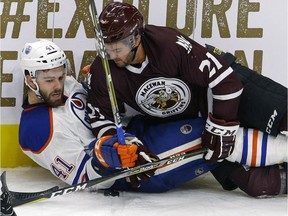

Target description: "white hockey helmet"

left=20, top=39, right=67, bottom=78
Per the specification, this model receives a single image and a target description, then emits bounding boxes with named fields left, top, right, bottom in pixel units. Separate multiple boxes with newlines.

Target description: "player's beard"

left=40, top=89, right=64, bottom=107
left=113, top=50, right=135, bottom=68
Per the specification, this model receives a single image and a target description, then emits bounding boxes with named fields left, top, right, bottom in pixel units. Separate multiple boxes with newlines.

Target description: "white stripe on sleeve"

left=209, top=67, right=234, bottom=88
left=213, top=88, right=243, bottom=100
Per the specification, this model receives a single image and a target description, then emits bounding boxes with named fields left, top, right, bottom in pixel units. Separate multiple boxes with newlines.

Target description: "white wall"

left=1, top=0, right=287, bottom=124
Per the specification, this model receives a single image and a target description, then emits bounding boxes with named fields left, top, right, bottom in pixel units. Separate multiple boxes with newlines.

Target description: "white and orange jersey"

left=19, top=76, right=113, bottom=189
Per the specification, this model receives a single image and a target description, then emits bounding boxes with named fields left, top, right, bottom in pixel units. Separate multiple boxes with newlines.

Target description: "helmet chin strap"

left=130, top=43, right=140, bottom=62
left=25, top=79, right=43, bottom=100
left=121, top=43, right=140, bottom=66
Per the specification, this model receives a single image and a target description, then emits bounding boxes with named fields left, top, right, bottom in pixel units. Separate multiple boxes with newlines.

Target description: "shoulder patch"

left=176, top=35, right=192, bottom=54
left=19, top=105, right=53, bottom=153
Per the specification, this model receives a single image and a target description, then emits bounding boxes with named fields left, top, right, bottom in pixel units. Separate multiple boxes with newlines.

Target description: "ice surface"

left=1, top=167, right=287, bottom=216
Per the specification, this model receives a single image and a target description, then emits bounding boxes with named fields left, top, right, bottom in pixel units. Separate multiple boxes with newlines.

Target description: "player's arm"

left=176, top=38, right=242, bottom=162
left=86, top=58, right=122, bottom=138
left=20, top=125, right=116, bottom=189
left=199, top=48, right=243, bottom=163
left=186, top=42, right=243, bottom=121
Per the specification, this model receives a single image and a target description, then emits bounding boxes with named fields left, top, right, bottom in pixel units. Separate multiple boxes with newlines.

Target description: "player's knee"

left=229, top=164, right=287, bottom=198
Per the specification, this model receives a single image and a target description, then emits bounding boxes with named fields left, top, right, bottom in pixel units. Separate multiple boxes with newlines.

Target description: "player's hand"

left=93, top=133, right=159, bottom=187
left=94, top=133, right=139, bottom=169
left=128, top=144, right=159, bottom=188
left=201, top=113, right=239, bottom=163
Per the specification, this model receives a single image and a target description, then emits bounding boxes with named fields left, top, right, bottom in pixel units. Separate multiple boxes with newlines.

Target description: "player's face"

left=36, top=66, right=66, bottom=107
left=105, top=39, right=135, bottom=68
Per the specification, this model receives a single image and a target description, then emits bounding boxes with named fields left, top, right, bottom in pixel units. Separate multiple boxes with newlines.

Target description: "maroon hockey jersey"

left=87, top=25, right=243, bottom=138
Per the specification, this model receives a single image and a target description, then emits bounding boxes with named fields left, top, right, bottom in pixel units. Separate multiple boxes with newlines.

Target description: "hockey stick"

left=1, top=147, right=206, bottom=208
left=89, top=0, right=125, bottom=144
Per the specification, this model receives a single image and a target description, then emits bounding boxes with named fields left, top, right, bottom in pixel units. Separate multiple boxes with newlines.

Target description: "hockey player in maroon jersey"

left=86, top=2, right=287, bottom=197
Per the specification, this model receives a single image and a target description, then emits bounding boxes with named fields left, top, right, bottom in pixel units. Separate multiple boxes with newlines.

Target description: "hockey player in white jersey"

left=18, top=39, right=157, bottom=188
left=16, top=40, right=286, bottom=199
left=18, top=39, right=102, bottom=186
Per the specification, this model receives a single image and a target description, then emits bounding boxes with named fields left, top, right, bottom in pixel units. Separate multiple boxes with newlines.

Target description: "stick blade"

left=2, top=171, right=60, bottom=207
left=1, top=171, right=17, bottom=216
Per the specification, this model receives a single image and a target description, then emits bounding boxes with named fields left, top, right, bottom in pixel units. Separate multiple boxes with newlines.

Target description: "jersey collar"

left=125, top=56, right=149, bottom=74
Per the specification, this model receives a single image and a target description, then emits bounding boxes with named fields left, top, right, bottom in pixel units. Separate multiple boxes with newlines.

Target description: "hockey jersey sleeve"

left=86, top=57, right=120, bottom=138
left=174, top=34, right=243, bottom=121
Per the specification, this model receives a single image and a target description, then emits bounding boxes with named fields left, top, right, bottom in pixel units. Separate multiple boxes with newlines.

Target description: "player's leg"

left=233, top=63, right=287, bottom=136
left=228, top=163, right=287, bottom=197
left=211, top=160, right=287, bottom=197
left=227, top=127, right=287, bottom=167
left=114, top=116, right=217, bottom=192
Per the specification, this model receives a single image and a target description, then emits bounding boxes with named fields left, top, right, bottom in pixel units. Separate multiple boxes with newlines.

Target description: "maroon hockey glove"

left=129, top=145, right=159, bottom=188
left=202, top=113, right=239, bottom=163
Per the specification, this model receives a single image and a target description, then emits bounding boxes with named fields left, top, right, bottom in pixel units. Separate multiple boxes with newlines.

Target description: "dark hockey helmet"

left=99, top=2, right=144, bottom=43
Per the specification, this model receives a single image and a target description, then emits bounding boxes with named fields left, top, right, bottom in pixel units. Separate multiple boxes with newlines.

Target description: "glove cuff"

left=94, top=135, right=114, bottom=168
left=206, top=115, right=239, bottom=136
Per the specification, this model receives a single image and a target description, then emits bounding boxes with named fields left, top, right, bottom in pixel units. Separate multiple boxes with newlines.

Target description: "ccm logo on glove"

left=205, top=118, right=238, bottom=136
left=202, top=113, right=239, bottom=163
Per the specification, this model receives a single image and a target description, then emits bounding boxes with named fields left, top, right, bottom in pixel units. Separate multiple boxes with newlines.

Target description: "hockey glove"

left=128, top=144, right=159, bottom=188
left=202, top=113, right=239, bottom=163
left=94, top=133, right=159, bottom=187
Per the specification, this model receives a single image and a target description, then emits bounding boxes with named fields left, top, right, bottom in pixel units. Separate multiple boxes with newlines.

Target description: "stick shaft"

left=90, top=0, right=125, bottom=143
left=3, top=147, right=206, bottom=207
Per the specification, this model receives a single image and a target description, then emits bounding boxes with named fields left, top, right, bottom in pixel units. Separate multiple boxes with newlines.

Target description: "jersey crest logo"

left=70, top=92, right=91, bottom=130
left=136, top=77, right=191, bottom=117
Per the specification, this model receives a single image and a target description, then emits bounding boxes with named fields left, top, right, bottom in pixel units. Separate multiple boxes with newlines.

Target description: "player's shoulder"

left=144, top=25, right=182, bottom=43
left=19, top=103, right=53, bottom=153
left=90, top=57, right=106, bottom=80
left=145, top=25, right=179, bottom=34
left=64, top=75, right=85, bottom=95
left=144, top=25, right=198, bottom=57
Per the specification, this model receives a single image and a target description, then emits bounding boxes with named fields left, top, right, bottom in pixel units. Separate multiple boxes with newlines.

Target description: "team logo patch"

left=195, top=167, right=205, bottom=176
left=180, top=124, right=193, bottom=134
left=176, top=35, right=192, bottom=54
left=25, top=45, right=32, bottom=54
left=136, top=77, right=191, bottom=117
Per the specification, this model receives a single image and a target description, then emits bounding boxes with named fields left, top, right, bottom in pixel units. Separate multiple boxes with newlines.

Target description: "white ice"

left=2, top=167, right=287, bottom=216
